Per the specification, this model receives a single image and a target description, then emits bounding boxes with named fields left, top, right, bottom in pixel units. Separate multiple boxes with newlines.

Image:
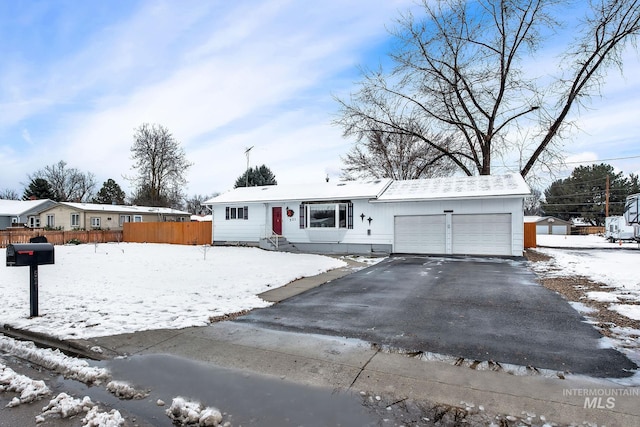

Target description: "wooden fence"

left=123, top=221, right=212, bottom=245
left=524, top=222, right=537, bottom=249
left=572, top=226, right=605, bottom=235
left=0, top=229, right=123, bottom=248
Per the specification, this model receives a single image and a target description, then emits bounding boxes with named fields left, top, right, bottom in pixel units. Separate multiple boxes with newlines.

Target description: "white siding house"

left=204, top=174, right=530, bottom=256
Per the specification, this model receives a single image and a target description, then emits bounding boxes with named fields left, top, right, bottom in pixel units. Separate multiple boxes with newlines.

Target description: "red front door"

left=272, top=207, right=282, bottom=235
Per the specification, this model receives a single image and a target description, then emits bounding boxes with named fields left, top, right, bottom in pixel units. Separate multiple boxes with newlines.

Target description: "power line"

left=493, top=154, right=640, bottom=169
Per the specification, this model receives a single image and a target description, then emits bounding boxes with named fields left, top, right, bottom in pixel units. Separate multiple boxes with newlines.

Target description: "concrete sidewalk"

left=86, top=322, right=639, bottom=426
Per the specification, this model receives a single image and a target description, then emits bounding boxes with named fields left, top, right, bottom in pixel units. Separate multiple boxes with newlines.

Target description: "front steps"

left=259, top=236, right=300, bottom=253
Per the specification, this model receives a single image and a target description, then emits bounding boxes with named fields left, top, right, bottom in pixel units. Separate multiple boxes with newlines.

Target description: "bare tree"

left=129, top=123, right=193, bottom=208
left=0, top=188, right=20, bottom=200
left=335, top=0, right=640, bottom=178
left=524, top=188, right=543, bottom=215
left=185, top=193, right=216, bottom=215
left=342, top=128, right=457, bottom=180
left=29, top=160, right=96, bottom=202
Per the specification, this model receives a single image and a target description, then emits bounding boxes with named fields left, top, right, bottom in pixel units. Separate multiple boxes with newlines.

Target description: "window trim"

left=90, top=217, right=101, bottom=228
left=46, top=214, right=55, bottom=228
left=225, top=206, right=249, bottom=220
left=70, top=213, right=80, bottom=228
left=301, top=201, right=353, bottom=230
left=119, top=215, right=132, bottom=226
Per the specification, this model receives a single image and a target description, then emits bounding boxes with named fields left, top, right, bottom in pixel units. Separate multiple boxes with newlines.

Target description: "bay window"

left=300, top=202, right=353, bottom=229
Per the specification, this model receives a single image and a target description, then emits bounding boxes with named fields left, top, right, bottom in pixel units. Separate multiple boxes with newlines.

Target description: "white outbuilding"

left=204, top=173, right=530, bottom=256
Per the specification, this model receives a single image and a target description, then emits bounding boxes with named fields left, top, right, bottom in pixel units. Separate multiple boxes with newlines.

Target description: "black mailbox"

left=5, top=243, right=55, bottom=317
left=6, top=243, right=55, bottom=267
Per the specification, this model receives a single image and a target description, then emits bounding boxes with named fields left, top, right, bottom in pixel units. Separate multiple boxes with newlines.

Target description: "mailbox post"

left=6, top=243, right=55, bottom=317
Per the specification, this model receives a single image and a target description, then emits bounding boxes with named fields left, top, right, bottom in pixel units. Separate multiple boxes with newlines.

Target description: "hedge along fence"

left=0, top=229, right=123, bottom=248
left=123, top=221, right=212, bottom=245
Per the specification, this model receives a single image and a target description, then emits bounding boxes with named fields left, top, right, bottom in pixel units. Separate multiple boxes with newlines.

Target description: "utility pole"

left=605, top=175, right=610, bottom=217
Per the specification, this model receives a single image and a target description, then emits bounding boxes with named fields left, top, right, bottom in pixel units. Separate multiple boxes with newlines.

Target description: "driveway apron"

left=236, top=255, right=637, bottom=378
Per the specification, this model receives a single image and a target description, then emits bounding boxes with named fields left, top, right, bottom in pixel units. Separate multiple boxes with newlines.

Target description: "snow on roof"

left=204, top=179, right=393, bottom=205
left=0, top=199, right=53, bottom=216
left=524, top=216, right=572, bottom=224
left=59, top=202, right=190, bottom=215
left=190, top=214, right=212, bottom=221
left=376, top=174, right=530, bottom=202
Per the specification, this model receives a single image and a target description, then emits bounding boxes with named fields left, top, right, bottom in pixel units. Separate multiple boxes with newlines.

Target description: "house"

left=524, top=215, right=572, bottom=235
left=0, top=199, right=57, bottom=229
left=36, top=202, right=190, bottom=230
left=204, top=174, right=530, bottom=256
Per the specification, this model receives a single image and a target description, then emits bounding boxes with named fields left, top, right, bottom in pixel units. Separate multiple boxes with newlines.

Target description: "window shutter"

left=347, top=202, right=353, bottom=229
left=225, top=207, right=230, bottom=220
left=244, top=206, right=248, bottom=220
left=299, top=204, right=305, bottom=229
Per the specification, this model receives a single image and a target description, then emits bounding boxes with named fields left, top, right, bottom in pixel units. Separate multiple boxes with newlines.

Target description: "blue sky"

left=1, top=0, right=639, bottom=199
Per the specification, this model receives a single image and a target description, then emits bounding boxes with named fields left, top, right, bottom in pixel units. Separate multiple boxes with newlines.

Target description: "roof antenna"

left=244, top=146, right=254, bottom=187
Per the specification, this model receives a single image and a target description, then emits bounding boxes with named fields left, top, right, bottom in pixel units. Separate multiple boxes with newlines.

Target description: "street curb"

left=1, top=324, right=120, bottom=360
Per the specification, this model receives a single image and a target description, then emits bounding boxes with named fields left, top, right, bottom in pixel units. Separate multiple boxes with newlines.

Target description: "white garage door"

left=394, top=215, right=446, bottom=254
left=452, top=214, right=512, bottom=256
left=536, top=224, right=549, bottom=234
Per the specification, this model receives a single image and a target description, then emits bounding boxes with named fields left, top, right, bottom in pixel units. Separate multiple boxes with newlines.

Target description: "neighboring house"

left=0, top=199, right=57, bottom=229
left=36, top=202, right=190, bottom=230
left=204, top=174, right=530, bottom=256
left=524, top=216, right=572, bottom=235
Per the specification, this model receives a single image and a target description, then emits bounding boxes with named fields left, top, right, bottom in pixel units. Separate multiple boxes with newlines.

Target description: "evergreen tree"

left=23, top=178, right=56, bottom=200
left=234, top=165, right=277, bottom=188
left=92, top=179, right=126, bottom=205
left=543, top=164, right=634, bottom=225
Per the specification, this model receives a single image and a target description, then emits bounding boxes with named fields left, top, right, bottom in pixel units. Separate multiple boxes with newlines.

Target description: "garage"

left=525, top=216, right=572, bottom=235
left=394, top=213, right=512, bottom=256
left=394, top=215, right=445, bottom=254
left=451, top=214, right=512, bottom=256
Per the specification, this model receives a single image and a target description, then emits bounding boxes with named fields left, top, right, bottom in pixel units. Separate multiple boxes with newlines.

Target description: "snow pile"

left=37, top=393, right=123, bottom=427
left=0, top=335, right=110, bottom=385
left=106, top=380, right=148, bottom=400
left=166, top=396, right=226, bottom=426
left=0, top=361, right=51, bottom=407
left=82, top=406, right=125, bottom=427
left=39, top=392, right=93, bottom=419
left=0, top=243, right=346, bottom=339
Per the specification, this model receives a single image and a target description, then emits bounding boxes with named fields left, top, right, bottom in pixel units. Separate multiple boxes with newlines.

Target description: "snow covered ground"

left=0, top=243, right=346, bottom=340
left=530, top=234, right=640, bottom=363
left=533, top=235, right=640, bottom=309
left=537, top=233, right=639, bottom=249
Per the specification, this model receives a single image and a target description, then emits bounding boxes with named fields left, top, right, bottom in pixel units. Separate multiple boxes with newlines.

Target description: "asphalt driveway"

left=237, top=255, right=637, bottom=378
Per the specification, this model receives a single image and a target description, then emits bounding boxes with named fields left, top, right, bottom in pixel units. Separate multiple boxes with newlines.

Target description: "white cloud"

left=21, top=129, right=32, bottom=144
left=1, top=0, right=638, bottom=198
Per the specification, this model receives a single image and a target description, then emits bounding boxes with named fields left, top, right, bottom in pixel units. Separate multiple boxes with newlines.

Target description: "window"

left=46, top=215, right=55, bottom=228
left=134, top=215, right=142, bottom=222
left=71, top=213, right=80, bottom=228
left=91, top=217, right=101, bottom=228
left=300, top=202, right=353, bottom=229
left=225, top=206, right=248, bottom=220
left=119, top=215, right=132, bottom=226
left=28, top=217, right=40, bottom=228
